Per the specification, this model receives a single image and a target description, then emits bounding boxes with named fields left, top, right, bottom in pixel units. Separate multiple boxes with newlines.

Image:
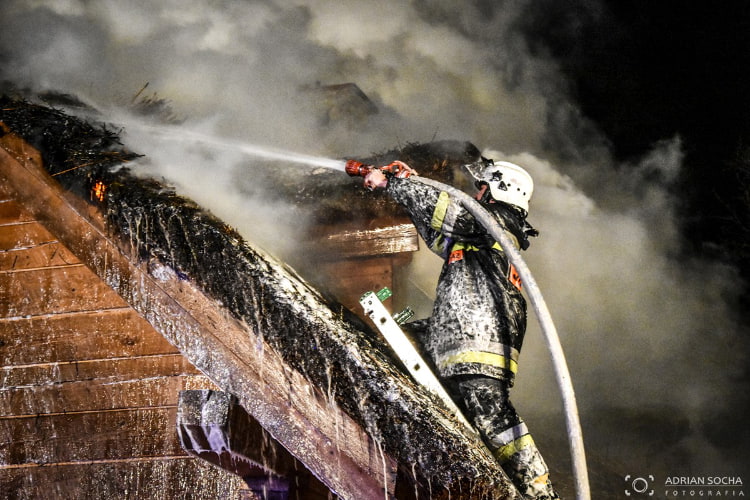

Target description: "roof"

left=0, top=97, right=516, bottom=498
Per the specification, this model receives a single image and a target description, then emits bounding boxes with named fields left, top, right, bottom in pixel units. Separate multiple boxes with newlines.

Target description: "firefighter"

left=362, top=158, right=559, bottom=499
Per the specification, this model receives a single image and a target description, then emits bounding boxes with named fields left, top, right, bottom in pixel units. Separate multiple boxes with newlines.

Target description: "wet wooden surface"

left=1, top=457, right=249, bottom=499
left=0, top=142, right=249, bottom=498
left=0, top=309, right=178, bottom=366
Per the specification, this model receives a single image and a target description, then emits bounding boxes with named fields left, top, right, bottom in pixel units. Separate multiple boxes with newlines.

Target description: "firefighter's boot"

left=491, top=425, right=559, bottom=499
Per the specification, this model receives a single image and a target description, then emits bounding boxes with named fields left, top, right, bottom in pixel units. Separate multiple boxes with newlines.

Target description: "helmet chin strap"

left=475, top=183, right=494, bottom=203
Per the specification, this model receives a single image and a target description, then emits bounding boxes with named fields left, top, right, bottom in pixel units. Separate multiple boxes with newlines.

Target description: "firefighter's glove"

left=364, top=169, right=388, bottom=191
left=383, top=160, right=417, bottom=178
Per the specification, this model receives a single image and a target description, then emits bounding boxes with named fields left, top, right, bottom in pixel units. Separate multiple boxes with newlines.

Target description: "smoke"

left=2, top=0, right=747, bottom=479
left=0, top=0, right=574, bottom=154
left=513, top=144, right=744, bottom=405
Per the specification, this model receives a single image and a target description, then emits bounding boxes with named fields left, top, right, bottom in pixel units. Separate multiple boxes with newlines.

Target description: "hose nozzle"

left=345, top=159, right=374, bottom=177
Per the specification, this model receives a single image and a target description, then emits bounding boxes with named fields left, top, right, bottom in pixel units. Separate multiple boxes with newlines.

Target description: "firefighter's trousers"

left=446, top=375, right=559, bottom=499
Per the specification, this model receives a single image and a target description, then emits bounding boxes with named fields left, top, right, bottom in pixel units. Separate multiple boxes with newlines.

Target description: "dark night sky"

left=525, top=1, right=750, bottom=280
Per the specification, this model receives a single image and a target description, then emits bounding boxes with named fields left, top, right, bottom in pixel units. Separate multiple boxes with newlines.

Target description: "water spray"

left=119, top=119, right=349, bottom=172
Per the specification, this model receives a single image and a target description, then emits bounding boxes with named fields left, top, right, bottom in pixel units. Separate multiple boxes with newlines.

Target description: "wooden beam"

left=311, top=221, right=419, bottom=259
left=140, top=257, right=400, bottom=499
left=177, top=389, right=333, bottom=499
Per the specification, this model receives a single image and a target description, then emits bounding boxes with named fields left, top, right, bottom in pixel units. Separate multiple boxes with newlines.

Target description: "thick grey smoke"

left=2, top=0, right=746, bottom=480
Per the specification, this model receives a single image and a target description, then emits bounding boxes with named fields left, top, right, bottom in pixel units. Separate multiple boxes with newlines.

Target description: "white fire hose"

left=413, top=176, right=591, bottom=500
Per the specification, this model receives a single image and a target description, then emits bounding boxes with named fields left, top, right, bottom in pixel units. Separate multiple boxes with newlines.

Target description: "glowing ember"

left=92, top=180, right=107, bottom=202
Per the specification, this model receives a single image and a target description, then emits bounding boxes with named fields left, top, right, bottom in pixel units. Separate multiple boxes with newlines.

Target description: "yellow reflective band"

left=533, top=473, right=550, bottom=486
left=451, top=241, right=506, bottom=253
left=431, top=234, right=448, bottom=254
left=431, top=191, right=450, bottom=230
left=451, top=241, right=479, bottom=252
left=494, top=434, right=535, bottom=463
left=440, top=351, right=518, bottom=374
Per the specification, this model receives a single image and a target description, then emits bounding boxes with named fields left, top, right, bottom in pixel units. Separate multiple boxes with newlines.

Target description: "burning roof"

left=0, top=96, right=515, bottom=498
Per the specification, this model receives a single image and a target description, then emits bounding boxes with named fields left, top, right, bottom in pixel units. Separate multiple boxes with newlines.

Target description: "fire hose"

left=347, top=160, right=591, bottom=500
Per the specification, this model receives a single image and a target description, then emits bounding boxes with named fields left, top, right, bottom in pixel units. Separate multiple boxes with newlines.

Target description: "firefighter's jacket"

left=387, top=176, right=537, bottom=385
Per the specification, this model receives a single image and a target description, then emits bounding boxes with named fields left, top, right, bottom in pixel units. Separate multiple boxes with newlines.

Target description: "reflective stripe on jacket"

left=386, top=177, right=535, bottom=383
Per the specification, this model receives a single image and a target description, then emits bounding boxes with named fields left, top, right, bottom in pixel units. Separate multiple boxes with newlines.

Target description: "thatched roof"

left=0, top=96, right=517, bottom=498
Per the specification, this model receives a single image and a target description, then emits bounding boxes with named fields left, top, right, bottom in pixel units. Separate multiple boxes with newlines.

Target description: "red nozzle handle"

left=345, top=159, right=374, bottom=177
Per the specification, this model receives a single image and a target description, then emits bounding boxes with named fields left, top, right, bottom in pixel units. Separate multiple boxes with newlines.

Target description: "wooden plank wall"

left=0, top=181, right=250, bottom=498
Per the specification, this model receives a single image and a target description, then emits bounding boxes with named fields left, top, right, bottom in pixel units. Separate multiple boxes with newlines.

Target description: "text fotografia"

left=665, top=477, right=744, bottom=497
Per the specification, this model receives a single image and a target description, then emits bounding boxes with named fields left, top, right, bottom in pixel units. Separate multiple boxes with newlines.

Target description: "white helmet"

left=479, top=160, right=534, bottom=212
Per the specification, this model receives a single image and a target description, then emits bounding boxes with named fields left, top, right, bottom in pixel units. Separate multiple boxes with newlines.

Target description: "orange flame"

left=92, top=180, right=107, bottom=202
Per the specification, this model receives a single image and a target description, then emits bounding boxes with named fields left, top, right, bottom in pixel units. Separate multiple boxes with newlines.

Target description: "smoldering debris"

left=0, top=96, right=141, bottom=196
left=129, top=83, right=185, bottom=125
